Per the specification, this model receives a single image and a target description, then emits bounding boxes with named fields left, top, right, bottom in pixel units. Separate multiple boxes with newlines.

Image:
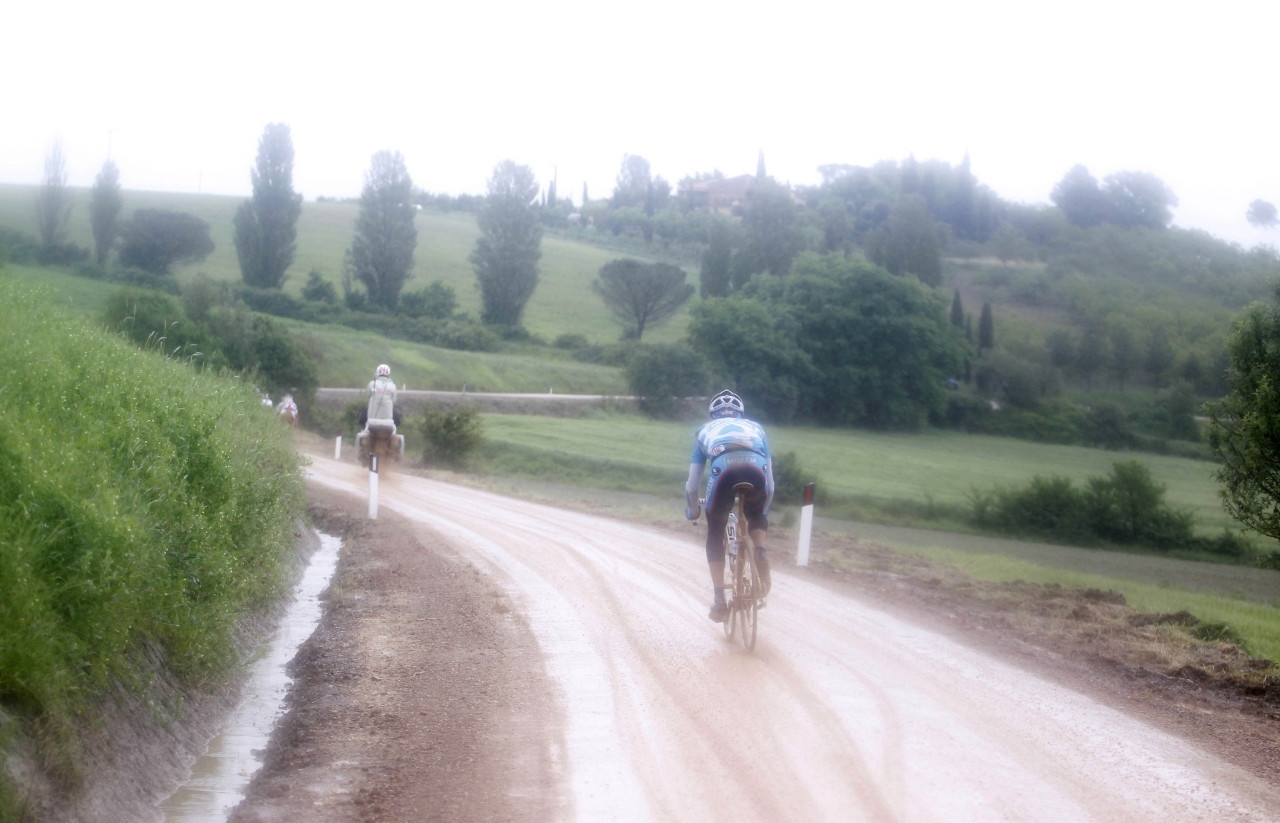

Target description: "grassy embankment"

left=0, top=276, right=306, bottom=817
left=474, top=412, right=1280, bottom=660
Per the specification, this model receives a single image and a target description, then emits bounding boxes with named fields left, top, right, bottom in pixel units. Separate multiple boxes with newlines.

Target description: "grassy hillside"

left=0, top=184, right=692, bottom=346
left=0, top=276, right=305, bottom=800
left=287, top=318, right=628, bottom=393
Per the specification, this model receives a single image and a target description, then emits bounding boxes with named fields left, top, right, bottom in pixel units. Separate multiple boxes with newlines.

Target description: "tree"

left=687, top=296, right=809, bottom=422
left=1075, top=326, right=1109, bottom=390
left=700, top=214, right=739, bottom=298
left=89, top=159, right=123, bottom=266
left=593, top=258, right=694, bottom=339
left=1247, top=199, right=1278, bottom=229
left=950, top=289, right=964, bottom=328
left=1046, top=329, right=1075, bottom=370
left=117, top=209, right=214, bottom=274
left=950, top=153, right=976, bottom=240
left=1104, top=171, right=1177, bottom=230
left=348, top=151, right=417, bottom=310
left=988, top=222, right=1034, bottom=265
left=1205, top=289, right=1280, bottom=544
left=34, top=142, right=72, bottom=251
left=1051, top=165, right=1110, bottom=228
left=612, top=154, right=652, bottom=209
left=1198, top=287, right=1280, bottom=540
left=977, top=302, right=995, bottom=351
left=626, top=343, right=709, bottom=418
left=759, top=253, right=962, bottom=428
left=735, top=178, right=803, bottom=281
left=471, top=160, right=542, bottom=327
left=234, top=123, right=303, bottom=289
left=865, top=195, right=943, bottom=286
left=1144, top=325, right=1175, bottom=387
left=1109, top=324, right=1138, bottom=390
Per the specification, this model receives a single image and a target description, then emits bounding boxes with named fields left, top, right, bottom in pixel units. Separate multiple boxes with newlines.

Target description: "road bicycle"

left=720, top=482, right=764, bottom=650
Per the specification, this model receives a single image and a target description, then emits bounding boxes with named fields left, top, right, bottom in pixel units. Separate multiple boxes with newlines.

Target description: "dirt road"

left=232, top=453, right=1280, bottom=822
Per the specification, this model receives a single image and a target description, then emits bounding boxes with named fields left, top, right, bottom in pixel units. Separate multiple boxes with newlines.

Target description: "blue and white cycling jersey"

left=691, top=417, right=771, bottom=464
left=688, top=417, right=774, bottom=516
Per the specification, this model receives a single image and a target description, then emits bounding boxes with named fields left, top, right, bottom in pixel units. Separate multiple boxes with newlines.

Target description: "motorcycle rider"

left=685, top=389, right=774, bottom=623
left=277, top=393, right=298, bottom=426
left=358, top=363, right=402, bottom=430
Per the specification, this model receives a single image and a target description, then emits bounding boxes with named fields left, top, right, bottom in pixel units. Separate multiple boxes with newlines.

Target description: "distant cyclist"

left=685, top=389, right=775, bottom=623
left=358, top=363, right=402, bottom=430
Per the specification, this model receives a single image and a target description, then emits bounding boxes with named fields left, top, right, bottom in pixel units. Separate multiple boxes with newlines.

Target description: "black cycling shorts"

left=704, top=463, right=769, bottom=563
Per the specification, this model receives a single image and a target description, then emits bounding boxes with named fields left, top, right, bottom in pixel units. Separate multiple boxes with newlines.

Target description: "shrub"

left=417, top=403, right=485, bottom=468
left=0, top=227, right=38, bottom=265
left=969, top=460, right=1206, bottom=552
left=398, top=280, right=456, bottom=319
left=301, top=269, right=338, bottom=305
left=770, top=450, right=817, bottom=505
left=1082, top=403, right=1136, bottom=450
left=625, top=343, right=708, bottom=418
left=35, top=243, right=90, bottom=266
left=236, top=286, right=305, bottom=319
left=113, top=265, right=182, bottom=294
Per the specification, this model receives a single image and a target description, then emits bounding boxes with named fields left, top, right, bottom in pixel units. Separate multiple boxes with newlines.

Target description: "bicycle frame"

left=722, top=482, right=761, bottom=650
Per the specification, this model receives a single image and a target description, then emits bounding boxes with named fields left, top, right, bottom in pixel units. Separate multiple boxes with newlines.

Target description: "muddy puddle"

left=159, top=532, right=341, bottom=822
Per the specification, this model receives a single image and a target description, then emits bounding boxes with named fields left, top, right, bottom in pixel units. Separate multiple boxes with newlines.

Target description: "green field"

left=897, top=545, right=1280, bottom=660
left=480, top=413, right=1236, bottom=533
left=0, top=183, right=692, bottom=345
left=471, top=414, right=1280, bottom=660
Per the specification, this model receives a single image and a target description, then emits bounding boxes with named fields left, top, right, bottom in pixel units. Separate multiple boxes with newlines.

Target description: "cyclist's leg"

left=704, top=475, right=734, bottom=622
left=741, top=476, right=772, bottom=595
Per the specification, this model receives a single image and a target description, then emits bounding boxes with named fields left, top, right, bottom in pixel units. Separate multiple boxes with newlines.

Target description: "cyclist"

left=685, top=389, right=775, bottom=622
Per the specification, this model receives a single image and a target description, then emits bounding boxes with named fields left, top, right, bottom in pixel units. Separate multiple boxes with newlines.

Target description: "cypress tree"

left=950, top=289, right=964, bottom=328
left=978, top=302, right=995, bottom=351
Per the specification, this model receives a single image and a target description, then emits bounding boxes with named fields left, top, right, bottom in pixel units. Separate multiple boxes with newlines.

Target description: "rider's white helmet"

left=376, top=363, right=391, bottom=378
left=709, top=389, right=745, bottom=419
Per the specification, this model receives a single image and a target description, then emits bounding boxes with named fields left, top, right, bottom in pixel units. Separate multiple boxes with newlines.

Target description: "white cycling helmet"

left=708, top=389, right=744, bottom=419
left=376, top=363, right=391, bottom=377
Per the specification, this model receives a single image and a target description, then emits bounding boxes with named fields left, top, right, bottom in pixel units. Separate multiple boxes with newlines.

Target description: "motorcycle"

left=356, top=419, right=405, bottom=469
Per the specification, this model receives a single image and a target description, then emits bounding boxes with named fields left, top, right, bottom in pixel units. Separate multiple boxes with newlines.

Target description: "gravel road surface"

left=231, top=453, right=1280, bottom=822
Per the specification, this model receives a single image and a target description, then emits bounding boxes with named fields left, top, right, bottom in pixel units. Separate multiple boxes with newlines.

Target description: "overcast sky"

left=7, top=0, right=1278, bottom=247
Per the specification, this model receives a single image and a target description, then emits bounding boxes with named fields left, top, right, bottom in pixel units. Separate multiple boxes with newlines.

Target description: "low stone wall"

left=315, top=389, right=640, bottom=418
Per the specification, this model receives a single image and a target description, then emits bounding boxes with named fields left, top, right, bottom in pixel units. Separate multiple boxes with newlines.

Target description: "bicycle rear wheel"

left=738, top=531, right=758, bottom=651
left=723, top=551, right=737, bottom=641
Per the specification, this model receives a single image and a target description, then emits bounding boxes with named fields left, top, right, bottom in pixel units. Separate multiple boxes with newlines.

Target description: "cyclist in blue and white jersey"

left=685, top=389, right=774, bottom=623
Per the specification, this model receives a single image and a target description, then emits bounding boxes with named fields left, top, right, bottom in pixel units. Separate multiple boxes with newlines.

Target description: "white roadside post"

left=334, top=431, right=342, bottom=460
left=368, top=454, right=379, bottom=519
left=796, top=483, right=816, bottom=567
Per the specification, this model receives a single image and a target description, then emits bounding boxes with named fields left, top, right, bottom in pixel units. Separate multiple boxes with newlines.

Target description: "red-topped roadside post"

left=797, top=483, right=816, bottom=566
